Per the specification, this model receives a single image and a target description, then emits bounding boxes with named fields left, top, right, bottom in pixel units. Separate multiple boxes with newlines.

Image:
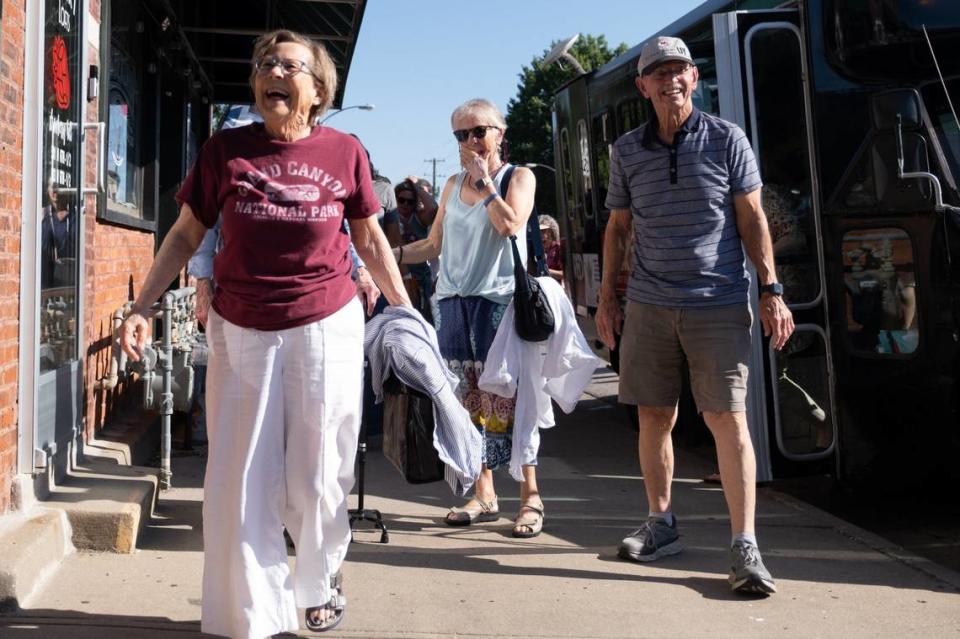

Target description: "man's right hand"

left=195, top=278, right=213, bottom=327
left=119, top=311, right=150, bottom=362
left=595, top=293, right=623, bottom=351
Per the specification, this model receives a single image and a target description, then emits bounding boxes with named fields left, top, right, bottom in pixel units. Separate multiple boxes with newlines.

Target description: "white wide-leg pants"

left=200, top=299, right=364, bottom=639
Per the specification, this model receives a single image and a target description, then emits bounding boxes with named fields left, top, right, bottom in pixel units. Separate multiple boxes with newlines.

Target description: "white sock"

left=649, top=511, right=674, bottom=526
left=733, top=532, right=757, bottom=547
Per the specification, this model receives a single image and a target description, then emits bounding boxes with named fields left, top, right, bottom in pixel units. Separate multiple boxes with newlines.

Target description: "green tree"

left=505, top=35, right=628, bottom=215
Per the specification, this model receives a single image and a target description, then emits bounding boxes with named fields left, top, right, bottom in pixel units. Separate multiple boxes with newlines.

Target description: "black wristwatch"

left=474, top=176, right=492, bottom=190
left=759, top=282, right=784, bottom=296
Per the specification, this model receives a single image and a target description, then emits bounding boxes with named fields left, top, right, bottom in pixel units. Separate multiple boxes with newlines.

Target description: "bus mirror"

left=871, top=89, right=921, bottom=131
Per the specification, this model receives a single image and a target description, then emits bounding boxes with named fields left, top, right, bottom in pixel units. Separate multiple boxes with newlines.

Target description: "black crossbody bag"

left=500, top=166, right=555, bottom=342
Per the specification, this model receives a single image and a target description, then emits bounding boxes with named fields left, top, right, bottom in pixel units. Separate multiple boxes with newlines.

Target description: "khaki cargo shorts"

left=618, top=301, right=753, bottom=413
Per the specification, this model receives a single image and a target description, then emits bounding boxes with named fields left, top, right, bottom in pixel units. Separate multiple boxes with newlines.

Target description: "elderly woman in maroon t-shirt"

left=119, top=30, right=409, bottom=638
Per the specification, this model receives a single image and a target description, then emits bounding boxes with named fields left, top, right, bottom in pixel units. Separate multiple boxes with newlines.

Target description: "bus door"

left=555, top=76, right=602, bottom=331
left=713, top=9, right=838, bottom=481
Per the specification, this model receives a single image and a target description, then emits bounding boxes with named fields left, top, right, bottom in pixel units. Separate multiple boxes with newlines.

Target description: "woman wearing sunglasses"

left=119, top=30, right=410, bottom=638
left=395, top=98, right=545, bottom=538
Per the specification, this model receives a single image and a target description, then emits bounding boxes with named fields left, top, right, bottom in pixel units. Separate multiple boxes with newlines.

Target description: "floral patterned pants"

left=436, top=295, right=516, bottom=470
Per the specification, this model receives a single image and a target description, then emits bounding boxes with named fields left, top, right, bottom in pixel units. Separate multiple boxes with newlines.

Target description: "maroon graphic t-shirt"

left=176, top=124, right=379, bottom=330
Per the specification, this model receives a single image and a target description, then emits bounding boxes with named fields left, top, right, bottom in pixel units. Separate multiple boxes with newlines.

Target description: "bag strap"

left=500, top=166, right=548, bottom=277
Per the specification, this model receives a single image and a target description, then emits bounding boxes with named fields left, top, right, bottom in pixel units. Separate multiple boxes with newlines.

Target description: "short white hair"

left=450, top=98, right=507, bottom=129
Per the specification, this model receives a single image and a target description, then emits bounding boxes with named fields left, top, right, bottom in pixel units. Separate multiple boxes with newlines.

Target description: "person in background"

left=595, top=37, right=793, bottom=595
left=538, top=214, right=563, bottom=283
left=394, top=177, right=438, bottom=322
left=395, top=98, right=546, bottom=538
left=40, top=186, right=77, bottom=289
left=119, top=29, right=409, bottom=638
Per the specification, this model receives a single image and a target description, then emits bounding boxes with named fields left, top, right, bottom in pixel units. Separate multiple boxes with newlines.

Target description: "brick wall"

left=83, top=219, right=153, bottom=439
left=0, top=0, right=26, bottom=515
left=81, top=5, right=154, bottom=439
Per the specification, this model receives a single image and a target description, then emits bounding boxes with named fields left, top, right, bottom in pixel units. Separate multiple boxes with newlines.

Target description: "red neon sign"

left=51, top=35, right=71, bottom=109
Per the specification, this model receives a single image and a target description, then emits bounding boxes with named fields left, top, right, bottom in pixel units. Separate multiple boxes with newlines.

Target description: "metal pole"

left=159, top=291, right=174, bottom=489
left=424, top=158, right=443, bottom=196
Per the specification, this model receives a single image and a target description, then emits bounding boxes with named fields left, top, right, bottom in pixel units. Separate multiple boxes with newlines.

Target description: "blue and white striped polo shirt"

left=605, top=107, right=762, bottom=308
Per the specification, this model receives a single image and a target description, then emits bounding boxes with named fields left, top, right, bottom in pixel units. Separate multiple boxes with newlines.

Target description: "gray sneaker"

left=729, top=541, right=777, bottom=595
left=618, top=517, right=682, bottom=562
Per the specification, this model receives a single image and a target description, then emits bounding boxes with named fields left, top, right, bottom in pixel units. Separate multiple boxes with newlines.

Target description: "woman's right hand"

left=460, top=148, right=486, bottom=182
left=119, top=311, right=151, bottom=362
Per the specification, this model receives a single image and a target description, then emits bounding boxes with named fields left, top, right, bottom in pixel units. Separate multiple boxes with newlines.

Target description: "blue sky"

left=328, top=0, right=705, bottom=189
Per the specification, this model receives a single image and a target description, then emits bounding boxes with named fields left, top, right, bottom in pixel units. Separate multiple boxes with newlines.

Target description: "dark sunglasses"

left=397, top=196, right=416, bottom=205
left=453, top=125, right=500, bottom=142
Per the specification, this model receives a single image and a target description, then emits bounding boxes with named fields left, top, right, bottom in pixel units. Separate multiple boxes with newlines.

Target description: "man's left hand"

left=355, top=267, right=380, bottom=316
left=759, top=293, right=794, bottom=350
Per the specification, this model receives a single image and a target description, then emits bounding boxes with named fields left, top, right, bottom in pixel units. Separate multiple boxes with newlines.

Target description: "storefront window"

left=39, top=0, right=82, bottom=372
left=106, top=39, right=142, bottom=218
left=843, top=228, right=919, bottom=355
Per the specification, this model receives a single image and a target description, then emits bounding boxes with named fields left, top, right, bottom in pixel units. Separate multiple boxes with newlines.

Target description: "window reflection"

left=843, top=228, right=919, bottom=354
left=559, top=128, right=576, bottom=212
left=749, top=28, right=821, bottom=306
left=774, top=329, right=834, bottom=456
left=592, top=112, right=611, bottom=212
left=577, top=120, right=594, bottom=219
left=617, top=99, right=640, bottom=135
left=106, top=38, right=141, bottom=217
left=40, top=0, right=81, bottom=372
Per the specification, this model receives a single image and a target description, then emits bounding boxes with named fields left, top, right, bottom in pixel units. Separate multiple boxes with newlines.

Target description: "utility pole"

left=424, top=158, right=444, bottom=196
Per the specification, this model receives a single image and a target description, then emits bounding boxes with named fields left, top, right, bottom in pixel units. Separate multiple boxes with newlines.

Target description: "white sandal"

left=445, top=496, right=500, bottom=526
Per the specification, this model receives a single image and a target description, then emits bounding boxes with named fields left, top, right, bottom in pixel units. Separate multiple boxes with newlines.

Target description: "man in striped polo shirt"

left=596, top=36, right=794, bottom=595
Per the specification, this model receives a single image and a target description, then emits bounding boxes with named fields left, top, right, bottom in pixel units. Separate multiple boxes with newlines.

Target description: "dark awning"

left=153, top=0, right=367, bottom=105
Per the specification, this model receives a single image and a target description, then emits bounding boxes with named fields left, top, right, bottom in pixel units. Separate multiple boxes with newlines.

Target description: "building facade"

left=0, top=0, right=366, bottom=516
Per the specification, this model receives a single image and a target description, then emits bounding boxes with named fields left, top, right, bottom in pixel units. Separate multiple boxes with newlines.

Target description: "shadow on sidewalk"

left=348, top=383, right=960, bottom=596
left=0, top=609, right=211, bottom=638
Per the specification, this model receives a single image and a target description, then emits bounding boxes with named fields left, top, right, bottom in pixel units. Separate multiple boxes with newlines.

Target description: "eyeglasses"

left=453, top=125, right=500, bottom=142
left=255, top=56, right=319, bottom=80
left=646, top=63, right=693, bottom=81
left=397, top=196, right=416, bottom=206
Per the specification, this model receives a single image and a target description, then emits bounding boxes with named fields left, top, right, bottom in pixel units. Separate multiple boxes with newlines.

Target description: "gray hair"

left=450, top=98, right=507, bottom=129
left=249, top=30, right=338, bottom=122
left=538, top=214, right=560, bottom=241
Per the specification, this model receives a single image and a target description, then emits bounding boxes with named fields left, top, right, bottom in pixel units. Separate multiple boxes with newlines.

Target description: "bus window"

left=842, top=228, right=919, bottom=355
left=616, top=99, right=641, bottom=135
left=773, top=328, right=835, bottom=456
left=592, top=111, right=612, bottom=213
left=559, top=127, right=576, bottom=212
left=747, top=27, right=821, bottom=306
left=577, top=119, right=594, bottom=219
left=923, top=78, right=960, bottom=190
left=692, top=56, right=719, bottom=116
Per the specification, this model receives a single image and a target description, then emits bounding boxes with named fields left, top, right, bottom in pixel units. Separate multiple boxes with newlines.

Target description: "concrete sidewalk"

left=3, top=369, right=959, bottom=638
